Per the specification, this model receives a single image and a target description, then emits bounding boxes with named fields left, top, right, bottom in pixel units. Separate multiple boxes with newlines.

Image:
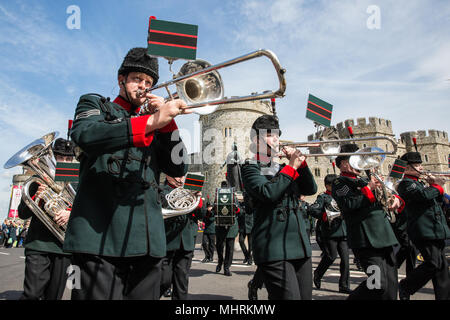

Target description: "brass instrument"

left=162, top=187, right=201, bottom=219
left=324, top=198, right=342, bottom=224
left=348, top=147, right=399, bottom=223
left=419, top=170, right=450, bottom=184
left=279, top=136, right=398, bottom=158
left=137, top=49, right=287, bottom=115
left=3, top=132, right=75, bottom=243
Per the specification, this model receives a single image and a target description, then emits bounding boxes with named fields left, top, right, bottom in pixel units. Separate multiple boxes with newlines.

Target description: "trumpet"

left=418, top=170, right=450, bottom=185
left=137, top=49, right=286, bottom=115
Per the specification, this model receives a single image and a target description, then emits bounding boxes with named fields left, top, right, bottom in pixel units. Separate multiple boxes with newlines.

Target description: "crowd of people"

left=1, top=219, right=29, bottom=248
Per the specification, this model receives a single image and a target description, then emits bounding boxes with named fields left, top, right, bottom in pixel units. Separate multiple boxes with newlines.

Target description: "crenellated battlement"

left=400, top=130, right=449, bottom=146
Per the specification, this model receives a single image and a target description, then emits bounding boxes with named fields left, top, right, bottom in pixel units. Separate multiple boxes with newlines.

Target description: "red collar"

left=325, top=190, right=332, bottom=195
left=254, top=153, right=272, bottom=163
left=113, top=96, right=133, bottom=113
left=404, top=174, right=419, bottom=181
left=340, top=172, right=358, bottom=179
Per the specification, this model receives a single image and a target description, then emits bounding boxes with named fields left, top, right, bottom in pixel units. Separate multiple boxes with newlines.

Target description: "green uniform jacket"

left=332, top=175, right=398, bottom=249
left=214, top=195, right=240, bottom=239
left=241, top=160, right=317, bottom=264
left=162, top=185, right=202, bottom=252
left=202, top=208, right=216, bottom=234
left=64, top=94, right=187, bottom=258
left=397, top=176, right=450, bottom=242
left=18, top=181, right=69, bottom=255
left=307, top=192, right=347, bottom=239
left=238, top=203, right=254, bottom=234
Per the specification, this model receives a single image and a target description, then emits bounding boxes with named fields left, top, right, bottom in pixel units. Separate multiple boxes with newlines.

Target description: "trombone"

left=279, top=136, right=398, bottom=158
left=137, top=49, right=286, bottom=114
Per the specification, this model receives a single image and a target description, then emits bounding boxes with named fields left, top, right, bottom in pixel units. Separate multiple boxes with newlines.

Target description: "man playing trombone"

left=241, top=115, right=317, bottom=300
left=64, top=47, right=191, bottom=300
left=331, top=144, right=403, bottom=300
left=397, top=151, right=450, bottom=300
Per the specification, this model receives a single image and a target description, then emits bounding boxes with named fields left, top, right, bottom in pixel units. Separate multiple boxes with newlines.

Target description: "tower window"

left=424, top=155, right=428, bottom=162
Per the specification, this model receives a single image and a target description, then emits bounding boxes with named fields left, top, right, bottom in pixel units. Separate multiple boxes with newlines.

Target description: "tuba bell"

left=3, top=132, right=75, bottom=243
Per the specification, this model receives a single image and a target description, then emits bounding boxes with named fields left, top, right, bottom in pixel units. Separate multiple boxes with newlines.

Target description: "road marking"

left=327, top=272, right=406, bottom=279
left=20, top=256, right=25, bottom=259
left=191, top=259, right=252, bottom=268
left=0, top=252, right=11, bottom=255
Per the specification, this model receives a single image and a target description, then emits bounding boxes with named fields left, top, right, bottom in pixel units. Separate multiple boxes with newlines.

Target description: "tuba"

left=4, top=132, right=75, bottom=243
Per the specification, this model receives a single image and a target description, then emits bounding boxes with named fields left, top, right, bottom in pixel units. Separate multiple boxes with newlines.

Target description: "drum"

left=214, top=187, right=236, bottom=227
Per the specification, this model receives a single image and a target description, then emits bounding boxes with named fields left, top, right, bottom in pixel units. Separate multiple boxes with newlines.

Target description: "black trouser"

left=20, top=251, right=71, bottom=300
left=238, top=232, right=252, bottom=260
left=70, top=253, right=162, bottom=300
left=252, top=266, right=265, bottom=289
left=314, top=237, right=350, bottom=289
left=216, top=235, right=235, bottom=270
left=348, top=246, right=398, bottom=300
left=258, top=257, right=313, bottom=300
left=400, top=239, right=450, bottom=300
left=394, top=229, right=417, bottom=277
left=201, top=233, right=215, bottom=260
left=160, top=249, right=194, bottom=300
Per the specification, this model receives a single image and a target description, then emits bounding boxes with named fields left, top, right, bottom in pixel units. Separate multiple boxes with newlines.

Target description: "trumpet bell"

left=349, top=147, right=386, bottom=170
left=176, top=59, right=224, bottom=115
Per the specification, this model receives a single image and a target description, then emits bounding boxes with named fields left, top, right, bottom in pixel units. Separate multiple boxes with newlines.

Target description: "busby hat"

left=118, top=47, right=159, bottom=85
left=250, top=115, right=282, bottom=140
left=400, top=152, right=422, bottom=164
left=52, top=138, right=75, bottom=157
left=335, top=144, right=359, bottom=168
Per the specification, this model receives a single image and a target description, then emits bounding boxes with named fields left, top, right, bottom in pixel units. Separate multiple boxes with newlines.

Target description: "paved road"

left=0, top=237, right=447, bottom=300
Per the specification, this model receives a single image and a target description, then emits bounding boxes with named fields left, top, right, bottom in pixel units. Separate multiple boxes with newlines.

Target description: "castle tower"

left=305, top=117, right=401, bottom=199
left=198, top=100, right=273, bottom=199
left=400, top=130, right=450, bottom=193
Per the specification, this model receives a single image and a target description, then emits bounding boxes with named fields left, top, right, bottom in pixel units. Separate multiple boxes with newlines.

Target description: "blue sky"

left=0, top=0, right=449, bottom=219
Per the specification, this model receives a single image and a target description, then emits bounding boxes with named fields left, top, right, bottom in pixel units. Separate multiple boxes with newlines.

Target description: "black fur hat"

left=250, top=115, right=282, bottom=139
left=335, top=144, right=359, bottom=168
left=400, top=152, right=422, bottom=164
left=118, top=47, right=159, bottom=85
left=52, top=138, right=75, bottom=157
left=324, top=174, right=338, bottom=186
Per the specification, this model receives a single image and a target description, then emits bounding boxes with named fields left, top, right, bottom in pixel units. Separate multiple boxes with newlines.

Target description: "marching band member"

left=64, top=47, right=191, bottom=300
left=159, top=175, right=203, bottom=300
left=18, top=138, right=75, bottom=300
left=397, top=151, right=450, bottom=300
left=241, top=115, right=317, bottom=300
left=332, top=144, right=402, bottom=300
left=201, top=199, right=216, bottom=263
left=308, top=174, right=351, bottom=294
left=238, top=194, right=254, bottom=265
left=214, top=181, right=241, bottom=277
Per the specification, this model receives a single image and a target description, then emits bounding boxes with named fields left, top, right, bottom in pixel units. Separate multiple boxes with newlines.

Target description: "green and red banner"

left=306, top=94, right=333, bottom=127
left=55, top=162, right=80, bottom=182
left=183, top=173, right=205, bottom=192
left=389, top=159, right=407, bottom=179
left=147, top=17, right=198, bottom=60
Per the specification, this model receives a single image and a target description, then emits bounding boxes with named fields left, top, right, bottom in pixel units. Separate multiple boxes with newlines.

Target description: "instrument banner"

left=306, top=94, right=333, bottom=127
left=389, top=159, right=407, bottom=179
left=147, top=17, right=198, bottom=60
left=183, top=173, right=205, bottom=191
left=215, top=188, right=235, bottom=226
left=55, top=162, right=80, bottom=182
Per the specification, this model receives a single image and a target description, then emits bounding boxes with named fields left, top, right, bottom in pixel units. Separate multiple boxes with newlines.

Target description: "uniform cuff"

left=430, top=184, right=444, bottom=195
left=322, top=212, right=327, bottom=222
left=281, top=165, right=300, bottom=180
left=197, top=198, right=203, bottom=209
left=130, top=115, right=154, bottom=147
left=158, top=119, right=178, bottom=133
left=394, top=195, right=405, bottom=213
left=299, top=160, right=308, bottom=169
left=361, top=186, right=376, bottom=203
